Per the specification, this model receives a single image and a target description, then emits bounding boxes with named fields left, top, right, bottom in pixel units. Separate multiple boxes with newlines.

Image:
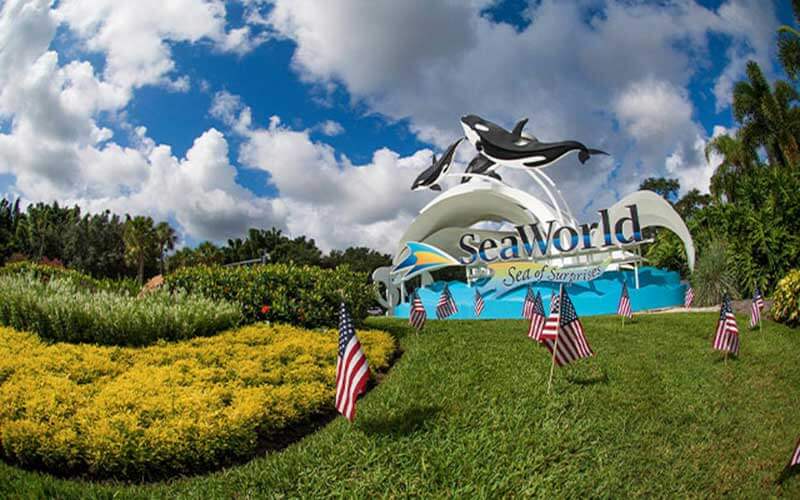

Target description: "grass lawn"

left=2, top=313, right=799, bottom=498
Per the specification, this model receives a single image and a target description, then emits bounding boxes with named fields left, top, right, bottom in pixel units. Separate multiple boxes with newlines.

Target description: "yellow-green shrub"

left=0, top=324, right=395, bottom=480
left=772, top=269, right=800, bottom=326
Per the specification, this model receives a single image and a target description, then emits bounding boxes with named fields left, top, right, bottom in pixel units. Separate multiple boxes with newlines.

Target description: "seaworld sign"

left=372, top=113, right=696, bottom=313
left=458, top=205, right=642, bottom=265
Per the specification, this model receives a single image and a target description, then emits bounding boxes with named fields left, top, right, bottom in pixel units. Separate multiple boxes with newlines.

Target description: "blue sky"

left=0, top=0, right=794, bottom=251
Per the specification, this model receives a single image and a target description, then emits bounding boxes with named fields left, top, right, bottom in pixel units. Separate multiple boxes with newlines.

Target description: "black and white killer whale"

left=460, top=114, right=608, bottom=169
left=461, top=153, right=502, bottom=183
left=410, top=138, right=463, bottom=191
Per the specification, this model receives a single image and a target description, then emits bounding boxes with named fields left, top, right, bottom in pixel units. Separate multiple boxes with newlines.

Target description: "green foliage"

left=165, top=264, right=373, bottom=328
left=3, top=316, right=800, bottom=496
left=0, top=274, right=241, bottom=346
left=123, top=215, right=159, bottom=285
left=689, top=238, right=739, bottom=306
left=639, top=177, right=680, bottom=201
left=772, top=269, right=800, bottom=326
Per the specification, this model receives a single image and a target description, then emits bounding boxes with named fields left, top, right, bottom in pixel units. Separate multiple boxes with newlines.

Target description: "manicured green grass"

left=2, top=314, right=799, bottom=497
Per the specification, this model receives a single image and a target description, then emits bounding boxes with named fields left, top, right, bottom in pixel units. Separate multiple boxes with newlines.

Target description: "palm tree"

left=123, top=215, right=157, bottom=285
left=732, top=61, right=800, bottom=168
left=155, top=222, right=178, bottom=275
left=779, top=0, right=800, bottom=80
left=704, top=133, right=756, bottom=202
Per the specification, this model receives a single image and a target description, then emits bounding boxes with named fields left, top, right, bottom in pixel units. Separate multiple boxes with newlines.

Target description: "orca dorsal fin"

left=512, top=118, right=528, bottom=138
left=432, top=154, right=437, bottom=165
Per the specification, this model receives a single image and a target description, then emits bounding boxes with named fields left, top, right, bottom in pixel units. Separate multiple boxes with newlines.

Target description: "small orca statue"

left=461, top=153, right=501, bottom=183
left=411, top=138, right=464, bottom=191
left=460, top=114, right=608, bottom=169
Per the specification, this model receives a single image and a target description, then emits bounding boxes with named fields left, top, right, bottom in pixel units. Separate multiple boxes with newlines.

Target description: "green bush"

left=689, top=237, right=740, bottom=306
left=0, top=262, right=140, bottom=295
left=0, top=274, right=241, bottom=346
left=772, top=269, right=800, bottom=326
left=166, top=264, right=372, bottom=328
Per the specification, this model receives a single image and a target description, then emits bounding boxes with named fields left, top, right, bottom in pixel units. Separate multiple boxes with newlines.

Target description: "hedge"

left=0, top=324, right=395, bottom=480
left=166, top=264, right=373, bottom=328
left=0, top=274, right=241, bottom=346
left=773, top=269, right=800, bottom=326
left=0, top=262, right=140, bottom=296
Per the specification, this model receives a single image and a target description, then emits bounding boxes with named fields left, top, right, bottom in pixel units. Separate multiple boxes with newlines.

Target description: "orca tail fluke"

left=578, top=148, right=609, bottom=164
left=430, top=184, right=442, bottom=191
left=488, top=171, right=502, bottom=181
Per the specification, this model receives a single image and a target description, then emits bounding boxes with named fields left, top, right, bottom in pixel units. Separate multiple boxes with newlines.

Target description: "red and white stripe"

left=409, top=292, right=426, bottom=330
left=522, top=287, right=536, bottom=319
left=749, top=300, right=761, bottom=328
left=713, top=300, right=739, bottom=356
left=790, top=437, right=800, bottom=467
left=474, top=290, right=485, bottom=317
left=527, top=310, right=546, bottom=341
left=539, top=294, right=560, bottom=341
left=684, top=287, right=694, bottom=309
left=617, top=284, right=632, bottom=319
left=335, top=337, right=369, bottom=421
left=542, top=321, right=594, bottom=367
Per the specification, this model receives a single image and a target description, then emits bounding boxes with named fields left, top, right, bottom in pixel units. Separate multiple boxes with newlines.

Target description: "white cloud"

left=265, top=0, right=778, bottom=212
left=316, top=120, right=345, bottom=136
left=53, top=0, right=268, bottom=90
left=0, top=0, right=783, bottom=256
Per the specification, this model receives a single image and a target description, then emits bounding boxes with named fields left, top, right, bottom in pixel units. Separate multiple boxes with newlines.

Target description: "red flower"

left=261, top=304, right=271, bottom=314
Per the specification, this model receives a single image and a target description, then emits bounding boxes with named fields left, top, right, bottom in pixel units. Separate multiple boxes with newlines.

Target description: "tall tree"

left=155, top=222, right=178, bottom=275
left=733, top=61, right=800, bottom=168
left=123, top=215, right=157, bottom=285
left=703, top=133, right=756, bottom=202
left=779, top=0, right=800, bottom=80
left=639, top=177, right=680, bottom=201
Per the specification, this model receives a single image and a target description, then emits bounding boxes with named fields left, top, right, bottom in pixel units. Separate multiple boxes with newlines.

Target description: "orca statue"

left=410, top=138, right=463, bottom=191
left=460, top=114, right=607, bottom=169
left=461, top=153, right=501, bottom=183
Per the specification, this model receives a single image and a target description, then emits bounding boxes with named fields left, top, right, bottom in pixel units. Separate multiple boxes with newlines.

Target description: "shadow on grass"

left=566, top=366, right=609, bottom=386
left=358, top=405, right=441, bottom=437
left=776, top=465, right=800, bottom=485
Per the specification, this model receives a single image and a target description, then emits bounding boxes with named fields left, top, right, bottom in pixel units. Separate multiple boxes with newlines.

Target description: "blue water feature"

left=394, top=266, right=687, bottom=319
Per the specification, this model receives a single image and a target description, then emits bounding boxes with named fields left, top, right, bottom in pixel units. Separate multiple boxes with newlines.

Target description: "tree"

left=779, top=0, right=800, bottom=80
left=703, top=133, right=756, bottom=202
left=733, top=61, right=800, bottom=168
left=638, top=177, right=680, bottom=201
left=155, top=222, right=178, bottom=274
left=323, top=247, right=392, bottom=276
left=123, top=215, right=158, bottom=285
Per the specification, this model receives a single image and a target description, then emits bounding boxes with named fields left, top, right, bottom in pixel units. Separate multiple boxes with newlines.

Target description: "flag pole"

left=546, top=284, right=564, bottom=395
left=547, top=334, right=559, bottom=395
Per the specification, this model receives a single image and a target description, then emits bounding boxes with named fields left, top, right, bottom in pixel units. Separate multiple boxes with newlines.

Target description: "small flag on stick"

left=684, top=286, right=694, bottom=309
left=750, top=286, right=764, bottom=329
left=527, top=291, right=546, bottom=341
left=474, top=289, right=485, bottom=317
left=712, top=294, right=739, bottom=357
left=436, top=284, right=457, bottom=319
left=617, top=282, right=633, bottom=321
left=522, top=285, right=537, bottom=320
left=790, top=437, right=800, bottom=468
left=409, top=291, right=427, bottom=331
left=335, top=303, right=370, bottom=421
left=542, top=286, right=594, bottom=368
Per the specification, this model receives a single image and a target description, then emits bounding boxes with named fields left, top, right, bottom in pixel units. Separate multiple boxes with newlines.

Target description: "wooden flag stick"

left=547, top=334, right=559, bottom=395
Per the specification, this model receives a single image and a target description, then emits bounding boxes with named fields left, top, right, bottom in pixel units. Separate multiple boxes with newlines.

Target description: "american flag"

left=712, top=294, right=739, bottom=356
left=335, top=303, right=370, bottom=421
left=790, top=437, right=800, bottom=468
left=409, top=291, right=426, bottom=331
left=684, top=286, right=694, bottom=308
left=522, top=285, right=537, bottom=319
left=617, top=282, right=633, bottom=319
left=539, top=289, right=561, bottom=341
left=474, top=289, right=485, bottom=317
left=436, top=284, right=457, bottom=319
left=542, top=287, right=594, bottom=366
left=749, top=286, right=764, bottom=328
left=527, top=290, right=547, bottom=342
